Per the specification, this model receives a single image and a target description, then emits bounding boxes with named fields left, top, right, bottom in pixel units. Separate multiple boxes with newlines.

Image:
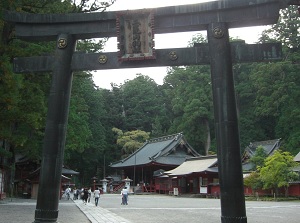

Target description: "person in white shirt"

left=94, top=187, right=101, bottom=206
left=88, top=188, right=92, bottom=203
left=65, top=187, right=71, bottom=200
left=121, top=187, right=128, bottom=205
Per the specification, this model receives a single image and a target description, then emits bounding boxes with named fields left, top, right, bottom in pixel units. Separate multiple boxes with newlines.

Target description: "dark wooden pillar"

left=34, top=33, right=76, bottom=223
left=207, top=22, right=247, bottom=223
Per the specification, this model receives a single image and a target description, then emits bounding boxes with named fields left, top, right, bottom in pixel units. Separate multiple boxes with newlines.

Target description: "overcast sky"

left=92, top=0, right=270, bottom=89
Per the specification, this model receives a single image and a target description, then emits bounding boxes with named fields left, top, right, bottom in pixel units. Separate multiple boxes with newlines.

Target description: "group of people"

left=71, top=187, right=101, bottom=206
left=64, top=185, right=129, bottom=206
left=92, top=186, right=129, bottom=206
left=71, top=187, right=91, bottom=203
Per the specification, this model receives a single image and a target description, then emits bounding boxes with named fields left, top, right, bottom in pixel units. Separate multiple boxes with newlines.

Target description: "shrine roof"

left=242, top=138, right=281, bottom=171
left=294, top=151, right=300, bottom=162
left=165, top=156, right=218, bottom=176
left=110, top=133, right=200, bottom=168
left=28, top=166, right=79, bottom=177
left=242, top=139, right=281, bottom=158
left=62, top=167, right=80, bottom=175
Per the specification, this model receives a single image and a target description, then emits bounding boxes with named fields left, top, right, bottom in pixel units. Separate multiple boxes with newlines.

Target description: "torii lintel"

left=3, top=0, right=289, bottom=41
left=13, top=42, right=282, bottom=73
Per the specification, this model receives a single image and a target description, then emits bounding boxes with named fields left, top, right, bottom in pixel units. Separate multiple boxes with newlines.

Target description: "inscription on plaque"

left=116, top=10, right=155, bottom=61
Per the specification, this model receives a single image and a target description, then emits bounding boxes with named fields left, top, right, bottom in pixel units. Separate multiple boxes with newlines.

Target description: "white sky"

left=92, top=0, right=270, bottom=89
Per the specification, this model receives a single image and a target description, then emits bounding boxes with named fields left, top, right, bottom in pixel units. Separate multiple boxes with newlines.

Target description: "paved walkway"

left=1, top=194, right=300, bottom=223
left=0, top=197, right=90, bottom=223
left=74, top=199, right=132, bottom=223
left=0, top=195, right=131, bottom=223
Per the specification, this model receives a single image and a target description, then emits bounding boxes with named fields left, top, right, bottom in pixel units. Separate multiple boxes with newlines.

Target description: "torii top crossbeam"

left=3, top=0, right=296, bottom=41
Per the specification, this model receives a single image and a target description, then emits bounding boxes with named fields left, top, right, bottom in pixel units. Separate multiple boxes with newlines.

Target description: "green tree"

left=122, top=74, right=163, bottom=132
left=234, top=5, right=300, bottom=152
left=259, top=150, right=298, bottom=197
left=163, top=33, right=213, bottom=155
left=252, top=5, right=300, bottom=153
left=0, top=0, right=78, bottom=195
left=165, top=68, right=213, bottom=155
left=234, top=63, right=266, bottom=149
left=244, top=171, right=263, bottom=195
left=98, top=85, right=128, bottom=169
left=0, top=0, right=116, bottom=188
left=249, top=146, right=267, bottom=170
left=259, top=5, right=300, bottom=51
left=112, top=128, right=150, bottom=158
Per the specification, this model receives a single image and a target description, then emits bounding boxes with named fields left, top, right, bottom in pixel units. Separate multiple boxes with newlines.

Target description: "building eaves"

left=110, top=133, right=185, bottom=168
left=294, top=151, right=300, bottom=162
left=165, top=156, right=218, bottom=176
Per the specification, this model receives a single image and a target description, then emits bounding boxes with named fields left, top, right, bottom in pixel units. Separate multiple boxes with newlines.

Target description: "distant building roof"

left=242, top=139, right=281, bottom=171
left=62, top=167, right=79, bottom=175
left=294, top=151, right=300, bottom=162
left=292, top=165, right=300, bottom=172
left=165, top=156, right=218, bottom=176
left=110, top=133, right=201, bottom=168
left=28, top=166, right=79, bottom=177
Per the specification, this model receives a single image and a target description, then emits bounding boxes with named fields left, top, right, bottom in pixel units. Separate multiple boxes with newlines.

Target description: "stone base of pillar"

left=33, top=209, right=59, bottom=223
left=221, top=216, right=247, bottom=223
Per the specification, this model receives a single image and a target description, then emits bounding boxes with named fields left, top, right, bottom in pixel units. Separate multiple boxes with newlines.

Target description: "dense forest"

left=1, top=1, right=299, bottom=187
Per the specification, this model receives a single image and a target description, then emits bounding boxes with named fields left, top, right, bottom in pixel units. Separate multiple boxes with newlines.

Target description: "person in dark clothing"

left=83, top=188, right=89, bottom=204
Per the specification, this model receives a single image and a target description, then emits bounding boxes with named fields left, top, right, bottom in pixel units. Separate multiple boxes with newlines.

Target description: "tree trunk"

left=204, top=118, right=211, bottom=155
left=275, top=187, right=279, bottom=200
left=284, top=186, right=289, bottom=197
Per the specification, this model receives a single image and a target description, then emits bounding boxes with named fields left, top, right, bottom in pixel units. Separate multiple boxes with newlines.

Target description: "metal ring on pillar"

left=212, top=27, right=224, bottom=39
left=57, top=38, right=67, bottom=48
left=169, top=51, right=178, bottom=61
left=98, top=55, right=108, bottom=64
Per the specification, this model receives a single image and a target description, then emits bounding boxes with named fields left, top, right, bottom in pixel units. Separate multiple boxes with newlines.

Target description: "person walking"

left=94, top=187, right=101, bottom=206
left=73, top=187, right=78, bottom=200
left=65, top=186, right=71, bottom=200
left=121, top=187, right=128, bottom=205
left=80, top=188, right=84, bottom=200
left=88, top=188, right=92, bottom=203
left=83, top=188, right=89, bottom=204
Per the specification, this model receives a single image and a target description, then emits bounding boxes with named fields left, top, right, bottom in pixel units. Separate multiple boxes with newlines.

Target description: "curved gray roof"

left=245, top=139, right=281, bottom=157
left=165, top=156, right=218, bottom=176
left=110, top=133, right=200, bottom=168
left=242, top=138, right=281, bottom=171
left=294, top=151, right=300, bottom=162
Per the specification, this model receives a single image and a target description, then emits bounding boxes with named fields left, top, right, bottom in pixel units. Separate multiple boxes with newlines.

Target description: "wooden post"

left=34, top=33, right=76, bottom=223
left=208, top=22, right=247, bottom=222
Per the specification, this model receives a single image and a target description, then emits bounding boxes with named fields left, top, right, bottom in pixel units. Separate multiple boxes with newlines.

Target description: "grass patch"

left=245, top=196, right=300, bottom=201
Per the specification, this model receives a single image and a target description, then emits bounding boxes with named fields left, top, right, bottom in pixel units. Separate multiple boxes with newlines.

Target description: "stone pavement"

left=0, top=197, right=90, bottom=223
left=0, top=195, right=131, bottom=223
left=1, top=194, right=300, bottom=223
left=76, top=194, right=300, bottom=223
left=74, top=199, right=132, bottom=223
left=0, top=194, right=137, bottom=223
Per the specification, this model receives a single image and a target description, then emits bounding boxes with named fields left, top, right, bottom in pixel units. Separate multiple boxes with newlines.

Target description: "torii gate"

left=3, top=0, right=297, bottom=222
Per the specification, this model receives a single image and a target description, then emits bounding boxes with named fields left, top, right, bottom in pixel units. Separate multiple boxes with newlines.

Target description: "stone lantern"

left=91, top=176, right=98, bottom=191
left=122, top=177, right=133, bottom=191
left=100, top=178, right=109, bottom=193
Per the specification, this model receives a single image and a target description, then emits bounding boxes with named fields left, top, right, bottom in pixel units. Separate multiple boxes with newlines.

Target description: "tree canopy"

left=249, top=146, right=268, bottom=170
left=259, top=150, right=298, bottom=197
